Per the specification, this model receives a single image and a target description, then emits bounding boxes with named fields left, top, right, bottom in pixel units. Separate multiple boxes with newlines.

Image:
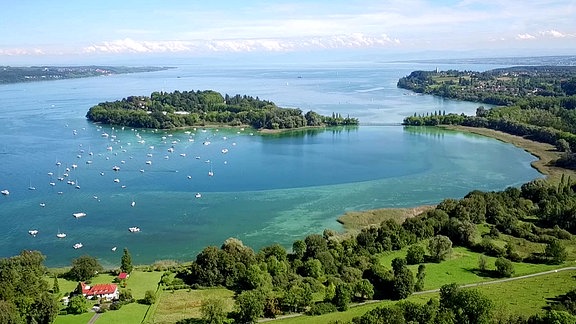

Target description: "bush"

left=406, top=245, right=426, bottom=265
left=307, top=302, right=338, bottom=315
left=109, top=302, right=123, bottom=310
left=495, top=257, right=515, bottom=278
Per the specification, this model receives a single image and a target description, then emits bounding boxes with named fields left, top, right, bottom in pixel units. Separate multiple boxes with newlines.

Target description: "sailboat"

left=56, top=229, right=66, bottom=238
left=28, top=179, right=36, bottom=190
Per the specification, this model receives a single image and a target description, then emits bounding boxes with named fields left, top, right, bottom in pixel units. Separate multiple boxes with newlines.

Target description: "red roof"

left=118, top=272, right=128, bottom=280
left=80, top=282, right=117, bottom=296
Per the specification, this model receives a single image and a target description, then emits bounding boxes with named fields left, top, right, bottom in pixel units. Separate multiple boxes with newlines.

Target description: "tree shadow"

left=462, top=267, right=500, bottom=278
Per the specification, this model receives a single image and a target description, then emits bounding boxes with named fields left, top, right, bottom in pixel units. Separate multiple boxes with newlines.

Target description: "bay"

left=0, top=62, right=543, bottom=267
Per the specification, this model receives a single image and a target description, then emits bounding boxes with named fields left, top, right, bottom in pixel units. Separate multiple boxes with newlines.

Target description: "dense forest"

left=0, top=66, right=170, bottom=84
left=400, top=66, right=576, bottom=169
left=86, top=90, right=358, bottom=130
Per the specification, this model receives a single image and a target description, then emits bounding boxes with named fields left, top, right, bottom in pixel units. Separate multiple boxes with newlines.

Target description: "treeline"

left=0, top=66, right=169, bottom=84
left=397, top=66, right=576, bottom=105
left=172, top=177, right=574, bottom=323
left=86, top=90, right=358, bottom=130
left=0, top=251, right=59, bottom=323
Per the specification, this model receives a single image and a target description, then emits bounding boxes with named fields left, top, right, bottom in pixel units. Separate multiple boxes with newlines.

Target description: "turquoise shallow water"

left=0, top=63, right=543, bottom=267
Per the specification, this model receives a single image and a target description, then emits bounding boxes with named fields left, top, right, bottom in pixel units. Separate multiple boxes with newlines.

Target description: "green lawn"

left=379, top=244, right=567, bottom=291
left=98, top=303, right=152, bottom=324
left=53, top=313, right=93, bottom=324
left=153, top=287, right=235, bottom=324
left=476, top=269, right=576, bottom=316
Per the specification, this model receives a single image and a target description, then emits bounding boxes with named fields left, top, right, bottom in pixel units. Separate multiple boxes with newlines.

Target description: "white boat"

left=1, top=189, right=9, bottom=195
left=73, top=243, right=83, bottom=249
left=56, top=232, right=67, bottom=238
left=221, top=148, right=229, bottom=154
left=111, top=246, right=117, bottom=252
left=112, top=166, right=120, bottom=171
left=195, top=193, right=202, bottom=198
left=113, top=178, right=120, bottom=183
left=49, top=182, right=56, bottom=186
left=40, top=203, right=46, bottom=207
left=208, top=171, right=214, bottom=177
left=128, top=226, right=141, bottom=233
left=180, top=153, right=186, bottom=157
left=73, top=212, right=86, bottom=218
left=145, top=160, right=152, bottom=165
left=131, top=201, right=135, bottom=207
left=28, top=230, right=39, bottom=236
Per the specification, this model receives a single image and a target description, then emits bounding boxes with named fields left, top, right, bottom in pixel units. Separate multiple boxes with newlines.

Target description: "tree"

left=142, top=290, right=156, bottom=305
left=478, top=255, right=488, bottom=272
left=546, top=239, right=568, bottom=264
left=392, top=266, right=414, bottom=300
left=52, top=275, right=60, bottom=294
left=414, top=264, right=426, bottom=292
left=428, top=235, right=453, bottom=262
left=406, top=244, right=426, bottom=265
left=201, top=298, right=227, bottom=324
left=440, top=283, right=493, bottom=324
left=0, top=300, right=22, bottom=324
left=235, top=290, right=265, bottom=323
left=353, top=279, right=374, bottom=301
left=333, top=283, right=352, bottom=311
left=292, top=240, right=306, bottom=259
left=121, top=248, right=133, bottom=274
left=67, top=255, right=103, bottom=281
left=67, top=295, right=89, bottom=314
left=494, top=257, right=515, bottom=278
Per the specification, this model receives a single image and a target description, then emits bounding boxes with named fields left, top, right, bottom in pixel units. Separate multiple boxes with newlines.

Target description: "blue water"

left=0, top=62, right=543, bottom=267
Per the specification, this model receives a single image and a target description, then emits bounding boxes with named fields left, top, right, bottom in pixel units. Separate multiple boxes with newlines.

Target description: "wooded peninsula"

left=0, top=66, right=171, bottom=84
left=86, top=90, right=359, bottom=130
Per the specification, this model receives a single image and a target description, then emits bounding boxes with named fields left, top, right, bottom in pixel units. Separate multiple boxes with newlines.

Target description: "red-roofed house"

left=118, top=272, right=129, bottom=280
left=77, top=282, right=119, bottom=300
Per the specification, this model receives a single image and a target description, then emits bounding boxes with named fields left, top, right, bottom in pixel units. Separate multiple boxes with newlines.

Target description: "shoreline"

left=335, top=125, right=576, bottom=231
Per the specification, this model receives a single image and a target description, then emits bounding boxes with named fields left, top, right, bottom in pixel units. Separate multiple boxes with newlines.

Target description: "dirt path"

left=87, top=312, right=101, bottom=324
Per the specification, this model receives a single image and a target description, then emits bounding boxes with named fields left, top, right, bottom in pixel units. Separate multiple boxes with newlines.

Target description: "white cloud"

left=82, top=34, right=400, bottom=54
left=540, top=30, right=568, bottom=38
left=516, top=33, right=536, bottom=40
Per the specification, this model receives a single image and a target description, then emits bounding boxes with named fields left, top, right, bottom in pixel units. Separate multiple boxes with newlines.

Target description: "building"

left=77, top=282, right=119, bottom=301
left=118, top=272, right=129, bottom=280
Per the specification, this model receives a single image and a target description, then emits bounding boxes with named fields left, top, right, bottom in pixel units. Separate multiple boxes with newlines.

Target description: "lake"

left=0, top=62, right=543, bottom=267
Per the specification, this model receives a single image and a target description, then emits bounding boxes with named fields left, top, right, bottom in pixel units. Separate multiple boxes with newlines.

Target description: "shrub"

left=406, top=245, right=426, bottom=265
left=307, top=302, right=338, bottom=315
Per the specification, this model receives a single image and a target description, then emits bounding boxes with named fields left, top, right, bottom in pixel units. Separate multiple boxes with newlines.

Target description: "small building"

left=118, top=272, right=129, bottom=280
left=77, top=282, right=119, bottom=301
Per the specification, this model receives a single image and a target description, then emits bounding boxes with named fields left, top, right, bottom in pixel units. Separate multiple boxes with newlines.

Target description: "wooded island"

left=86, top=90, right=358, bottom=130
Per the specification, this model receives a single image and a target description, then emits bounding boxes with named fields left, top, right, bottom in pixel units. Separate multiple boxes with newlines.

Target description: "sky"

left=1, top=0, right=575, bottom=64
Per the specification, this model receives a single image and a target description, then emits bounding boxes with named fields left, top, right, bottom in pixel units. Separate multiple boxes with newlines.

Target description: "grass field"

left=52, top=270, right=163, bottom=324
left=153, top=288, right=235, bottom=324
left=275, top=270, right=576, bottom=324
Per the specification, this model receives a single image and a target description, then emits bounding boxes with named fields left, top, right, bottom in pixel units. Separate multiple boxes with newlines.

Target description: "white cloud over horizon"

left=0, top=0, right=574, bottom=60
